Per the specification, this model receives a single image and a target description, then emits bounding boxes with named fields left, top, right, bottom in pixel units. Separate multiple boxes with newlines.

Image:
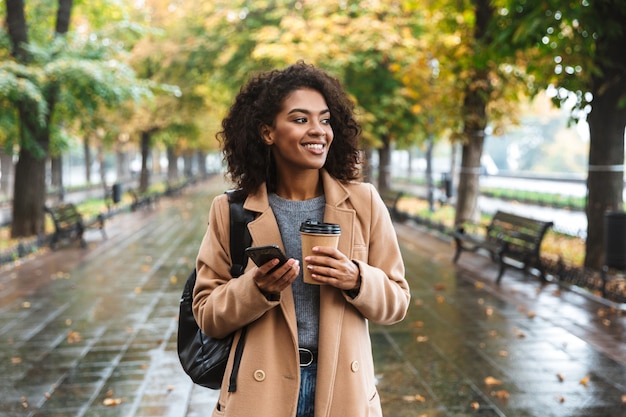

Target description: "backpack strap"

left=227, top=189, right=253, bottom=278
left=225, top=189, right=253, bottom=392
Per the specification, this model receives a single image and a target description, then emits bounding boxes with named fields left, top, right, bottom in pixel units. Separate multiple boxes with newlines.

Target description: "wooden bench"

left=452, top=210, right=553, bottom=283
left=129, top=189, right=159, bottom=211
left=45, top=203, right=106, bottom=249
left=380, top=190, right=407, bottom=222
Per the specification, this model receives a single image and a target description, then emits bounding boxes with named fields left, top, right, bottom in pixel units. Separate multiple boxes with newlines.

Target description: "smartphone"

left=245, top=245, right=288, bottom=271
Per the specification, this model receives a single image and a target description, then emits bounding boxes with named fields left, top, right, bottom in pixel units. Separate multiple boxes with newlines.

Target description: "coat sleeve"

left=345, top=184, right=410, bottom=325
left=192, top=194, right=279, bottom=339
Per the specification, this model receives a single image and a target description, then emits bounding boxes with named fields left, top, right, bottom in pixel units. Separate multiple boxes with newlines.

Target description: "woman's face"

left=262, top=88, right=334, bottom=175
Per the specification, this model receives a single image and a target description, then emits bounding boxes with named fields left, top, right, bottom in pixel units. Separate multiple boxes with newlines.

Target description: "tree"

left=496, top=0, right=626, bottom=268
left=250, top=1, right=429, bottom=190
left=3, top=0, right=151, bottom=237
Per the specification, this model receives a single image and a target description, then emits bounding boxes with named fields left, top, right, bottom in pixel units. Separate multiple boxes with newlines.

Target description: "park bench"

left=380, top=189, right=407, bottom=222
left=452, top=210, right=553, bottom=283
left=45, top=203, right=107, bottom=249
left=129, top=189, right=159, bottom=211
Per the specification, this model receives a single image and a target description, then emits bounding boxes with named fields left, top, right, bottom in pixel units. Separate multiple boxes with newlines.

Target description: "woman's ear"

left=261, top=125, right=273, bottom=145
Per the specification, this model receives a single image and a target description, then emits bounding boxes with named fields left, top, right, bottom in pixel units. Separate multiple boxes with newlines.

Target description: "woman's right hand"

left=253, top=258, right=300, bottom=295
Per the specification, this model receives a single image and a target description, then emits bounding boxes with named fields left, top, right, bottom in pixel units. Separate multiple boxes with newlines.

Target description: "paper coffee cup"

left=300, top=220, right=341, bottom=285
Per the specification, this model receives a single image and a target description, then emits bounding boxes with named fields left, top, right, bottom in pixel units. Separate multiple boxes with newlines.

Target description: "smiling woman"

left=192, top=61, right=410, bottom=417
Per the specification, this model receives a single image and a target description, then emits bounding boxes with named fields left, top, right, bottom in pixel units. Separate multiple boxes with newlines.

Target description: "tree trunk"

left=361, top=146, right=373, bottom=184
left=377, top=136, right=392, bottom=192
left=167, top=145, right=178, bottom=183
left=139, top=131, right=151, bottom=193
left=183, top=152, right=193, bottom=178
left=83, top=134, right=92, bottom=184
left=11, top=115, right=49, bottom=237
left=196, top=150, right=207, bottom=178
left=55, top=0, right=74, bottom=34
left=0, top=149, right=14, bottom=200
left=454, top=0, right=492, bottom=226
left=7, top=0, right=74, bottom=238
left=584, top=9, right=626, bottom=269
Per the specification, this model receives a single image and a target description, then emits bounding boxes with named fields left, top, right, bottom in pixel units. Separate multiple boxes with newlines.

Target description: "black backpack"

left=177, top=190, right=253, bottom=391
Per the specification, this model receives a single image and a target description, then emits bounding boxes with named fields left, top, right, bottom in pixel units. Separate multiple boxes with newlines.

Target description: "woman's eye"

left=321, top=118, right=331, bottom=125
left=294, top=117, right=307, bottom=123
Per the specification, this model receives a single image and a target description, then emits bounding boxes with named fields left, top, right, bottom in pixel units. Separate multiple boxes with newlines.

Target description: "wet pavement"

left=0, top=175, right=624, bottom=417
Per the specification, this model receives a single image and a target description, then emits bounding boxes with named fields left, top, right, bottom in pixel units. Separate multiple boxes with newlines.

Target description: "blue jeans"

left=296, top=362, right=317, bottom=417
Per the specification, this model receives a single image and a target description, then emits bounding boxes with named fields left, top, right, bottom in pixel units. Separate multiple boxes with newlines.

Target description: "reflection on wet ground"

left=0, top=176, right=624, bottom=417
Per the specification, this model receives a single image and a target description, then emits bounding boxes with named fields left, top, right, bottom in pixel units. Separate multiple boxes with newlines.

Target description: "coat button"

left=254, top=369, right=266, bottom=381
left=351, top=361, right=360, bottom=372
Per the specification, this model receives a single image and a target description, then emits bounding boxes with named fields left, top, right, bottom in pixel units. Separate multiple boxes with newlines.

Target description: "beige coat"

left=194, top=171, right=410, bottom=417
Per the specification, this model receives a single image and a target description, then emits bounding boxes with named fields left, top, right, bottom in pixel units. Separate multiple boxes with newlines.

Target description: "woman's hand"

left=253, top=258, right=300, bottom=295
left=304, top=246, right=361, bottom=291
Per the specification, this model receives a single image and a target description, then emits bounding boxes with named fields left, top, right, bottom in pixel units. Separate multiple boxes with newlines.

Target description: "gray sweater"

left=268, top=193, right=325, bottom=350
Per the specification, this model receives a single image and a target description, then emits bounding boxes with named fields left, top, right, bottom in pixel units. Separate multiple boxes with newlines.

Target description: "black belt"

left=299, top=348, right=317, bottom=367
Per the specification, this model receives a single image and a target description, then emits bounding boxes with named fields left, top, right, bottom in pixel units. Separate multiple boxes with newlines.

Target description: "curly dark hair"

left=218, top=61, right=362, bottom=195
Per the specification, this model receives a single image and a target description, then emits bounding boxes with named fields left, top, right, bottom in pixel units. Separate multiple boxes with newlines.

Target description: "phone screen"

left=245, top=245, right=288, bottom=269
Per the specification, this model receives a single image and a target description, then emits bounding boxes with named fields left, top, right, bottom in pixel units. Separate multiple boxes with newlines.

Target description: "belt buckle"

left=299, top=348, right=314, bottom=367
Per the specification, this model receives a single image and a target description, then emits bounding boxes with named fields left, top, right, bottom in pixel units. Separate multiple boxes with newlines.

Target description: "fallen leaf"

left=621, top=394, right=626, bottom=403
left=170, top=275, right=178, bottom=284
left=474, top=281, right=485, bottom=289
left=11, top=357, right=22, bottom=364
left=411, top=321, right=424, bottom=328
left=477, top=298, right=485, bottom=305
left=436, top=295, right=445, bottom=304
left=141, top=265, right=150, bottom=272
left=580, top=375, right=590, bottom=386
left=492, top=390, right=510, bottom=401
left=556, top=373, right=565, bottom=382
left=103, top=398, right=123, bottom=406
left=22, top=301, right=31, bottom=309
left=498, top=350, right=508, bottom=357
left=470, top=401, right=480, bottom=410
left=433, top=283, right=446, bottom=291
left=602, top=319, right=611, bottom=327
left=556, top=395, right=565, bottom=403
left=527, top=311, right=536, bottom=319
left=402, top=394, right=425, bottom=403
left=484, top=376, right=502, bottom=386
left=67, top=331, right=82, bottom=344
left=416, top=336, right=429, bottom=343
left=414, top=299, right=423, bottom=307
left=485, top=307, right=494, bottom=316
left=134, top=287, right=142, bottom=294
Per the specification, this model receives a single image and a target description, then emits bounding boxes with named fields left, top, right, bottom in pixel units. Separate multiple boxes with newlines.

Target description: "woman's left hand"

left=304, top=246, right=361, bottom=291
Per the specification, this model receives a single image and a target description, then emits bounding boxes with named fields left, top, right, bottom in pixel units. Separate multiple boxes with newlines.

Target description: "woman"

left=193, top=61, right=410, bottom=417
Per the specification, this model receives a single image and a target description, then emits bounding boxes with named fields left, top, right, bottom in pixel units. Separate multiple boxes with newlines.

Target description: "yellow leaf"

left=470, top=401, right=480, bottom=410
left=402, top=394, right=425, bottom=403
left=484, top=376, right=502, bottom=386
left=580, top=375, right=590, bottom=386
left=103, top=398, right=123, bottom=406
